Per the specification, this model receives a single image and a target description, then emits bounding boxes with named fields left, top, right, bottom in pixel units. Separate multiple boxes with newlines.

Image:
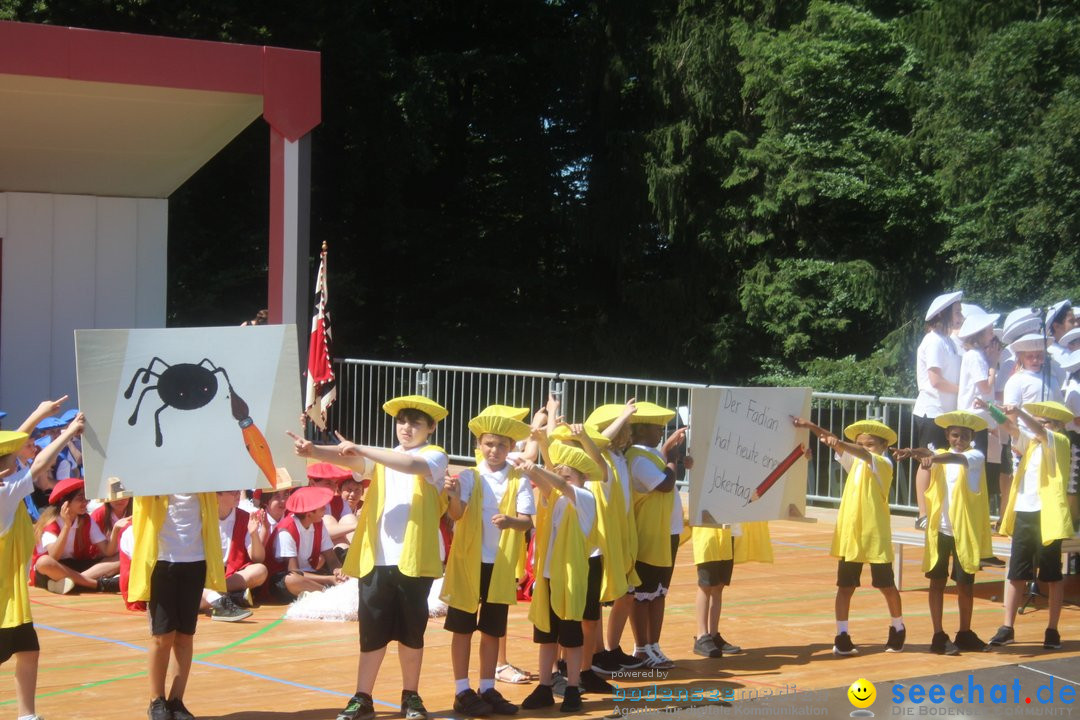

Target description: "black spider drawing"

left=124, top=357, right=234, bottom=447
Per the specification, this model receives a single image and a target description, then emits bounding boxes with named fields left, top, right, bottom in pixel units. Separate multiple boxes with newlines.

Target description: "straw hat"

left=549, top=441, right=603, bottom=484
left=382, top=395, right=448, bottom=423
left=843, top=420, right=897, bottom=447
left=934, top=411, right=988, bottom=433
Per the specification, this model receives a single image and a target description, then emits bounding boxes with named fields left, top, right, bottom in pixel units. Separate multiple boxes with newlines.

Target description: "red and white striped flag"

left=305, top=242, right=336, bottom=430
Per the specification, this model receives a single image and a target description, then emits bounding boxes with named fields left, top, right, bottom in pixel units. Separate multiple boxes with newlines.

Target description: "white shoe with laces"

left=648, top=643, right=675, bottom=669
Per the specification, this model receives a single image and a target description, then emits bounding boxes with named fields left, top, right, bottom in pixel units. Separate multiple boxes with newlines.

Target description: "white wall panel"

left=135, top=199, right=168, bottom=328
left=52, top=195, right=97, bottom=400
left=94, top=197, right=138, bottom=329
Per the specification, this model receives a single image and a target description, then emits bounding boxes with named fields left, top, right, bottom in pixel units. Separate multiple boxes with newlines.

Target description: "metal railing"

left=323, top=358, right=921, bottom=513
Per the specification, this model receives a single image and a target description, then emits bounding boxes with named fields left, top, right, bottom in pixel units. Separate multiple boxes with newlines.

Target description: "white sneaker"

left=46, top=577, right=75, bottom=595
left=648, top=644, right=675, bottom=669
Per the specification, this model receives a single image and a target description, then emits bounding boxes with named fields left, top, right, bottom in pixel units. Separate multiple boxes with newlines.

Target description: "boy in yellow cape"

left=896, top=410, right=992, bottom=654
left=441, top=406, right=534, bottom=716
left=517, top=442, right=599, bottom=713
left=0, top=396, right=81, bottom=720
left=626, top=402, right=687, bottom=669
left=984, top=400, right=1075, bottom=650
left=792, top=416, right=905, bottom=656
left=288, top=395, right=449, bottom=720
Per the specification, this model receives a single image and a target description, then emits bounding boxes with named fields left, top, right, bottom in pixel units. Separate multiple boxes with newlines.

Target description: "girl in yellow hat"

left=792, top=415, right=905, bottom=656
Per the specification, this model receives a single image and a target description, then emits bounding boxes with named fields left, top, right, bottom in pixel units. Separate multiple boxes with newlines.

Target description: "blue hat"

left=0, top=410, right=7, bottom=419
left=59, top=409, right=79, bottom=424
left=34, top=436, right=51, bottom=450
left=34, top=417, right=65, bottom=431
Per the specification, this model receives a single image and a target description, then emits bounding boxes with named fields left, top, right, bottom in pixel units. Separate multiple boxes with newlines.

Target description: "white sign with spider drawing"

left=75, top=325, right=306, bottom=498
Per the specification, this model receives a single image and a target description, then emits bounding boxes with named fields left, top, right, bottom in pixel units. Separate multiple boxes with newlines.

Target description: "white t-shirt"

left=0, top=466, right=35, bottom=536
left=218, top=508, right=254, bottom=561
left=958, top=349, right=995, bottom=426
left=373, top=445, right=449, bottom=566
left=457, top=462, right=535, bottom=563
left=1064, top=379, right=1080, bottom=433
left=1048, top=343, right=1069, bottom=394
left=938, top=449, right=984, bottom=536
left=608, top=450, right=632, bottom=515
left=838, top=452, right=893, bottom=498
left=275, top=519, right=333, bottom=571
left=1004, top=369, right=1059, bottom=407
left=42, top=516, right=107, bottom=558
left=543, top=483, right=596, bottom=579
left=630, top=446, right=683, bottom=533
left=995, top=350, right=1016, bottom=395
left=1014, top=428, right=1057, bottom=512
left=914, top=331, right=961, bottom=417
left=157, top=494, right=205, bottom=562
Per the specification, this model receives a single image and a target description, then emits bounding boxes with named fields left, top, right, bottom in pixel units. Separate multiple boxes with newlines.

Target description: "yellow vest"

left=692, top=522, right=773, bottom=565
left=440, top=466, right=526, bottom=612
left=692, top=526, right=732, bottom=563
left=602, top=450, right=640, bottom=588
left=528, top=487, right=555, bottom=631
left=0, top=505, right=34, bottom=629
left=733, top=522, right=774, bottom=563
left=999, top=431, right=1073, bottom=543
left=627, top=446, right=674, bottom=567
left=343, top=445, right=446, bottom=579
left=529, top=488, right=589, bottom=629
left=129, top=494, right=227, bottom=602
left=831, top=453, right=893, bottom=564
left=588, top=467, right=634, bottom=602
left=923, top=451, right=986, bottom=575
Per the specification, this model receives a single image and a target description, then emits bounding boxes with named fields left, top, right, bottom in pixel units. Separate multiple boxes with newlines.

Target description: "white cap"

left=926, top=291, right=963, bottom=321
left=960, top=303, right=985, bottom=319
left=957, top=312, right=999, bottom=339
left=1008, top=333, right=1051, bottom=354
left=1003, top=308, right=1041, bottom=344
left=1059, top=327, right=1080, bottom=348
left=1060, top=349, right=1080, bottom=375
left=1046, top=300, right=1072, bottom=327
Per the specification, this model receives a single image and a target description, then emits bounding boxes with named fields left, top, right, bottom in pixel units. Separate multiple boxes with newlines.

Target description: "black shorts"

left=268, top=566, right=332, bottom=604
left=924, top=533, right=975, bottom=585
left=914, top=415, right=947, bottom=450
left=33, top=556, right=96, bottom=588
left=444, top=563, right=509, bottom=637
left=633, top=534, right=680, bottom=601
left=697, top=559, right=734, bottom=588
left=1008, top=511, right=1064, bottom=582
left=0, top=622, right=39, bottom=664
left=532, top=580, right=584, bottom=648
left=149, top=560, right=206, bottom=636
left=836, top=560, right=895, bottom=589
left=357, top=566, right=434, bottom=652
left=583, top=556, right=602, bottom=621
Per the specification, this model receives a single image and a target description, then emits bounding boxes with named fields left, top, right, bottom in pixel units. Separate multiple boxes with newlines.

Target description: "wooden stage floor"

left=5, top=510, right=1080, bottom=719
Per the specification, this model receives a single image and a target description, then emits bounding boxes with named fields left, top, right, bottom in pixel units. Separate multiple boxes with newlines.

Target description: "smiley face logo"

left=847, top=678, right=876, bottom=709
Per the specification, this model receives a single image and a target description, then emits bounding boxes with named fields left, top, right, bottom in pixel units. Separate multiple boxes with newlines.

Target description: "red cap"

left=286, top=486, right=334, bottom=514
left=306, top=462, right=352, bottom=482
left=49, top=478, right=84, bottom=505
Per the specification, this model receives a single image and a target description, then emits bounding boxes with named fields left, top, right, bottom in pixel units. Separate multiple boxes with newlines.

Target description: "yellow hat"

left=934, top=411, right=988, bottom=433
left=1024, top=401, right=1074, bottom=424
left=586, top=404, right=625, bottom=430
left=468, top=411, right=531, bottom=442
left=843, top=420, right=897, bottom=447
left=382, top=395, right=448, bottom=423
left=549, top=441, right=603, bottom=484
left=481, top=405, right=530, bottom=422
left=627, top=401, right=676, bottom=426
left=0, top=431, right=29, bottom=456
left=550, top=423, right=611, bottom=450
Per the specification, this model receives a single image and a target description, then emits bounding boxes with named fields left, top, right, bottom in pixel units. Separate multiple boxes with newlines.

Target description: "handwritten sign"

left=688, top=387, right=811, bottom=524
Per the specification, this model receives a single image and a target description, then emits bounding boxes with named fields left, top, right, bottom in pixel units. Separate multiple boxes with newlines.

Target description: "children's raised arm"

left=602, top=398, right=637, bottom=440
left=32, top=413, right=84, bottom=483
left=17, top=395, right=69, bottom=435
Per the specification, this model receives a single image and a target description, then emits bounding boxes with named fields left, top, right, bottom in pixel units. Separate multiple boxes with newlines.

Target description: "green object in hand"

left=988, top=404, right=1007, bottom=424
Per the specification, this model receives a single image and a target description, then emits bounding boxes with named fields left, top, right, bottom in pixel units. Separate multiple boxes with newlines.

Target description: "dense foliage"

left=4, top=0, right=1078, bottom=394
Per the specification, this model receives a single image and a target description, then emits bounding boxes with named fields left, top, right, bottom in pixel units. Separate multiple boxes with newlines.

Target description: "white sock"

left=204, top=590, right=222, bottom=603
left=479, top=679, right=494, bottom=693
left=455, top=678, right=470, bottom=694
left=837, top=620, right=849, bottom=634
left=633, top=645, right=647, bottom=655
left=650, top=642, right=663, bottom=656
left=891, top=617, right=904, bottom=630
left=18, top=714, right=37, bottom=720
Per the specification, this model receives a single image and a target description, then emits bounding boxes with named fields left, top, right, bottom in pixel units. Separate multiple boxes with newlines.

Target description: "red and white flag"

left=305, top=243, right=336, bottom=430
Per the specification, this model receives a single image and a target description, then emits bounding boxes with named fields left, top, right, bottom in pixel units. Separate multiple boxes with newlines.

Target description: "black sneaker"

left=833, top=632, right=857, bottom=656
left=229, top=588, right=254, bottom=608
left=713, top=633, right=741, bottom=654
left=611, top=645, right=644, bottom=669
left=337, top=693, right=375, bottom=720
left=520, top=684, right=555, bottom=710
left=981, top=556, right=1006, bottom=568
left=401, top=691, right=428, bottom=720
left=1044, top=628, right=1063, bottom=650
left=693, top=634, right=722, bottom=658
left=480, top=688, right=519, bottom=715
left=930, top=631, right=959, bottom=655
left=167, top=698, right=195, bottom=720
left=453, top=689, right=493, bottom=717
left=560, top=686, right=582, bottom=713
left=148, top=697, right=170, bottom=720
left=954, top=630, right=987, bottom=652
left=915, top=516, right=927, bottom=530
left=590, top=649, right=622, bottom=675
left=579, top=669, right=614, bottom=694
left=210, top=594, right=252, bottom=622
left=886, top=625, right=906, bottom=652
left=97, top=575, right=121, bottom=593
left=988, top=625, right=1015, bottom=647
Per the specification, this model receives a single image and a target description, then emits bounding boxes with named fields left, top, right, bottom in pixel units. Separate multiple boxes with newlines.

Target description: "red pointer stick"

left=746, top=445, right=805, bottom=504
